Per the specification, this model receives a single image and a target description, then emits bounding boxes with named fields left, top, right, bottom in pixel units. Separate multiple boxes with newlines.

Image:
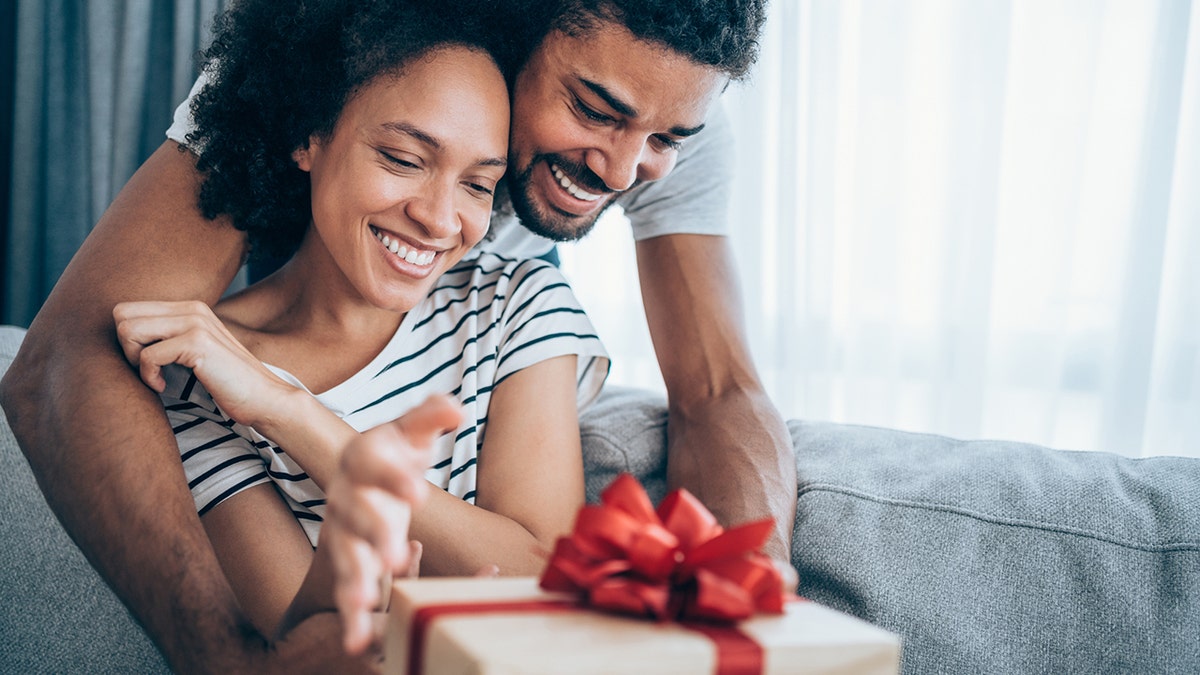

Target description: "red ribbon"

left=539, top=473, right=785, bottom=623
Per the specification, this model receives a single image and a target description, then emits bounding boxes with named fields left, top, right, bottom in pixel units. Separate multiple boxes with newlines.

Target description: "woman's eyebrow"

left=380, top=121, right=505, bottom=167
left=381, top=121, right=441, bottom=149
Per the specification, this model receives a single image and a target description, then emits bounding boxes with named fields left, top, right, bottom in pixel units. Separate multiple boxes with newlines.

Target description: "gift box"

left=384, top=576, right=900, bottom=674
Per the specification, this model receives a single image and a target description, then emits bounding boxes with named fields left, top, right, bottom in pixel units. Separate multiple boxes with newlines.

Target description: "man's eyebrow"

left=381, top=121, right=506, bottom=167
left=579, top=78, right=706, bottom=138
left=580, top=78, right=637, bottom=117
left=669, top=123, right=706, bottom=138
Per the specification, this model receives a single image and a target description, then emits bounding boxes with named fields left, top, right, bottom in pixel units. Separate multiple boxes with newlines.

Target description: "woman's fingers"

left=113, top=301, right=242, bottom=391
left=324, top=395, right=463, bottom=655
left=404, top=540, right=423, bottom=578
left=325, top=482, right=414, bottom=572
left=328, top=529, right=388, bottom=655
left=388, top=394, right=465, bottom=448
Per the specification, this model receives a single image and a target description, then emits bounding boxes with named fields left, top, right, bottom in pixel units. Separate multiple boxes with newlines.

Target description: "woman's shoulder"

left=438, top=252, right=563, bottom=290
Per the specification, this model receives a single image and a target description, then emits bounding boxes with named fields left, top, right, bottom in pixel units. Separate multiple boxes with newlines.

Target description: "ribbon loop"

left=540, top=473, right=785, bottom=623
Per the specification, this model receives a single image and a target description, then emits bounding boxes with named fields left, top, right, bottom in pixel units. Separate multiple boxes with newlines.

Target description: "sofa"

left=3, top=325, right=1198, bottom=673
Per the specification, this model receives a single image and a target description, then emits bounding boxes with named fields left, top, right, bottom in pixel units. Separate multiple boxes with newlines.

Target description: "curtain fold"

left=5, top=0, right=226, bottom=327
left=564, top=0, right=1199, bottom=458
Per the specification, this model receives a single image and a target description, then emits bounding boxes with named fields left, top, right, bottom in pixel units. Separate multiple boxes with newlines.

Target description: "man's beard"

left=507, top=154, right=618, bottom=242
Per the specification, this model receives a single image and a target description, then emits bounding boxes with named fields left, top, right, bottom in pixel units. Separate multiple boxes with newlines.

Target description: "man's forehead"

left=536, top=22, right=728, bottom=124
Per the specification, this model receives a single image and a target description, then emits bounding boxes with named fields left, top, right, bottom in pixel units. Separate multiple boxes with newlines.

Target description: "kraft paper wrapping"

left=384, top=577, right=900, bottom=675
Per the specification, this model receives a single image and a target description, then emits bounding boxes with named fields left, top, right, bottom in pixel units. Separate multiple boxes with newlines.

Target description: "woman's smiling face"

left=293, top=46, right=510, bottom=313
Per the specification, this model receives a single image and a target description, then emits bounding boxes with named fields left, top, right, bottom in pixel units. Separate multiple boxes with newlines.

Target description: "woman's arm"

left=114, top=299, right=357, bottom=489
left=408, top=354, right=585, bottom=576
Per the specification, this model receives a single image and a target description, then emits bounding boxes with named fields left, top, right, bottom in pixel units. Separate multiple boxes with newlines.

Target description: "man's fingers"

left=773, top=559, right=800, bottom=594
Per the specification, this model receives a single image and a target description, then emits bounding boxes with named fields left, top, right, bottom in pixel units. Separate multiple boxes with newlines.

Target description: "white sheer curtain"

left=560, top=0, right=1200, bottom=458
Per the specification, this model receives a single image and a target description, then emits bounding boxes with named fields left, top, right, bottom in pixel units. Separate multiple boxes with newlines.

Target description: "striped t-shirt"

left=160, top=253, right=610, bottom=546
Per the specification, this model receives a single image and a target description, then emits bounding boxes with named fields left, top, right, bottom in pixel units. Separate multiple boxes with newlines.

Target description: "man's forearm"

left=0, top=142, right=267, bottom=672
left=0, top=327, right=263, bottom=672
left=664, top=385, right=796, bottom=562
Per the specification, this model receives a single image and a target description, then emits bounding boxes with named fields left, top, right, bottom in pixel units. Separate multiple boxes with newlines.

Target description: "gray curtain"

left=4, top=0, right=227, bottom=327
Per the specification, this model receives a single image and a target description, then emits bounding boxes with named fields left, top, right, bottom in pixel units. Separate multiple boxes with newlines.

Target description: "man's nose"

left=585, top=135, right=673, bottom=192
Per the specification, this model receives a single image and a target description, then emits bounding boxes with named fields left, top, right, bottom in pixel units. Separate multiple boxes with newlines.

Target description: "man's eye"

left=382, top=151, right=419, bottom=169
left=653, top=135, right=683, bottom=151
left=575, top=98, right=613, bottom=124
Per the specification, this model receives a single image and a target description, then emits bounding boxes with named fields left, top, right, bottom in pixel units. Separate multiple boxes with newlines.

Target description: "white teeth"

left=551, top=164, right=603, bottom=202
left=372, top=227, right=436, bottom=267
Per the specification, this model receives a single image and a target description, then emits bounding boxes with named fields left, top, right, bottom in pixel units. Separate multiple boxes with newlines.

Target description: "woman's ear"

left=292, top=144, right=313, bottom=172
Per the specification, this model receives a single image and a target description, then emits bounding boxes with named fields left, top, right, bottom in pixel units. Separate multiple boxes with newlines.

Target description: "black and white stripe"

left=162, top=253, right=609, bottom=547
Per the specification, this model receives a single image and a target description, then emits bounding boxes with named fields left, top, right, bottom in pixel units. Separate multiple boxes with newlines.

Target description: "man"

left=0, top=0, right=794, bottom=671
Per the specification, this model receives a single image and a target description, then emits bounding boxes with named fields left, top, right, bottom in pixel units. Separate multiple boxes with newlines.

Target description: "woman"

left=113, top=0, right=607, bottom=649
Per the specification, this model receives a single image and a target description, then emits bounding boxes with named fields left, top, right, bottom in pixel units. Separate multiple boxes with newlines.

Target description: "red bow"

left=539, top=474, right=785, bottom=623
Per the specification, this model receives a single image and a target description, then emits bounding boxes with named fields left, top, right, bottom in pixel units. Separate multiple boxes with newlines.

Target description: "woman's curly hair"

left=189, top=0, right=523, bottom=262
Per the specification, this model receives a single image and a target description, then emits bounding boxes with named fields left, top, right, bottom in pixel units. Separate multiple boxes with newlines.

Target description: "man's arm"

left=0, top=142, right=373, bottom=673
left=635, top=233, right=796, bottom=562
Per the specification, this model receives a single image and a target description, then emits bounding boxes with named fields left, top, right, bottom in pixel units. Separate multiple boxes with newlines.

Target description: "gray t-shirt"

left=165, top=73, right=732, bottom=259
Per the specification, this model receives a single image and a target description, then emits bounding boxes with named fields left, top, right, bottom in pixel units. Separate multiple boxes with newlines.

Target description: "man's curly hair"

left=548, top=0, right=768, bottom=80
left=189, top=0, right=520, bottom=262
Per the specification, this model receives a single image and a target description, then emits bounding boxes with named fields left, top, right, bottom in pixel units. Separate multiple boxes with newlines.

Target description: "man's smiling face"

left=506, top=19, right=728, bottom=241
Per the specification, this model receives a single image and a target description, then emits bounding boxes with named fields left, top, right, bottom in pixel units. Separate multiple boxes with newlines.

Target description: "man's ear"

left=292, top=144, right=313, bottom=172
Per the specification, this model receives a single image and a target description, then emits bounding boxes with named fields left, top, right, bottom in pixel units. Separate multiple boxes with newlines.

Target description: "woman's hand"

left=113, top=300, right=297, bottom=428
left=320, top=394, right=464, bottom=655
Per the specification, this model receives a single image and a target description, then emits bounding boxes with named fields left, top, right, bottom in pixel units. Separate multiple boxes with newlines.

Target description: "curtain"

left=562, top=0, right=1200, bottom=458
left=4, top=0, right=227, bottom=327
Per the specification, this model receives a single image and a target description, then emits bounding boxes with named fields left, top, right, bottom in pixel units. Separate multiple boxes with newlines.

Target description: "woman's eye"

left=465, top=182, right=495, bottom=196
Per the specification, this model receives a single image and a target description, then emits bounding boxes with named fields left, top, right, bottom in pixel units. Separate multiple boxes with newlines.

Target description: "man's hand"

left=321, top=395, right=463, bottom=654
left=264, top=612, right=386, bottom=674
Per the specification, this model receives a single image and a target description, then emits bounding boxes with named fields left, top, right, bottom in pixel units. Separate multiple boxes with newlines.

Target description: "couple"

left=6, top=0, right=790, bottom=670
left=6, top=0, right=1200, bottom=673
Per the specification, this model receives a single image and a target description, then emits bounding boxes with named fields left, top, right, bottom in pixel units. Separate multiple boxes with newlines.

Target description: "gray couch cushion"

left=0, top=327, right=168, bottom=673
left=787, top=421, right=1200, bottom=674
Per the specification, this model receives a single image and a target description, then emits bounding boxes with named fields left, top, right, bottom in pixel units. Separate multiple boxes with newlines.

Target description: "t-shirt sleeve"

left=164, top=72, right=210, bottom=147
left=494, top=259, right=610, bottom=412
left=616, top=99, right=734, bottom=241
left=159, top=364, right=270, bottom=516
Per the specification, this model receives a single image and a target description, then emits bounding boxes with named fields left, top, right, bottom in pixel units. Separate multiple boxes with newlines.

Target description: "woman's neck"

left=215, top=231, right=406, bottom=393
